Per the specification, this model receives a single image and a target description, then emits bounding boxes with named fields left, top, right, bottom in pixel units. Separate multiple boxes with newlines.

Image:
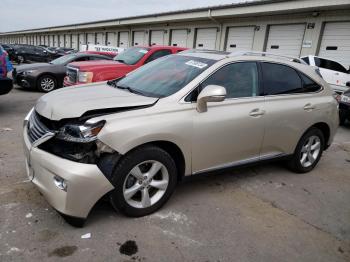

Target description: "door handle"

left=249, top=109, right=265, bottom=117
left=303, top=103, right=315, bottom=111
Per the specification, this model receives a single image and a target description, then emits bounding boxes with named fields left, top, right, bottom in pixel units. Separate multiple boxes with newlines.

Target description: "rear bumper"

left=23, top=120, right=114, bottom=218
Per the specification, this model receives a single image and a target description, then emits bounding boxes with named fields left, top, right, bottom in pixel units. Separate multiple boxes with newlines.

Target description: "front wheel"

left=37, top=75, right=57, bottom=92
left=287, top=128, right=324, bottom=173
left=109, top=146, right=177, bottom=217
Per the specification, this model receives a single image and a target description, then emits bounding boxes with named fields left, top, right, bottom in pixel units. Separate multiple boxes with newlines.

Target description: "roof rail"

left=227, top=51, right=307, bottom=64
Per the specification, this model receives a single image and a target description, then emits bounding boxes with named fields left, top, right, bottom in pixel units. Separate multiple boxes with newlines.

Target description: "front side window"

left=201, top=62, right=259, bottom=99
left=145, top=50, right=172, bottom=63
left=113, top=47, right=150, bottom=65
left=261, top=63, right=303, bottom=95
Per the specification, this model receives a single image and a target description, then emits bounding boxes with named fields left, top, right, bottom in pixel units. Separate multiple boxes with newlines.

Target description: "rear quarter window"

left=261, top=63, right=321, bottom=95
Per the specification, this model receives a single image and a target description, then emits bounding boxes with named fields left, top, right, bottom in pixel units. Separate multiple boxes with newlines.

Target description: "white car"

left=301, top=55, right=350, bottom=94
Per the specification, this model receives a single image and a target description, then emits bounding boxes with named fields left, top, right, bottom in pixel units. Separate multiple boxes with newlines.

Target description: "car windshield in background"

left=113, top=47, right=150, bottom=65
left=50, top=53, right=77, bottom=65
left=116, top=55, right=215, bottom=98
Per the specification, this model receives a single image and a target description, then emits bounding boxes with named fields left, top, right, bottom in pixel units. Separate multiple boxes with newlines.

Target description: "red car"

left=64, top=46, right=187, bottom=86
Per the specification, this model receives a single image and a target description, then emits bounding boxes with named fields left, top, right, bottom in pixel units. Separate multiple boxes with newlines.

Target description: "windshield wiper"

left=115, top=84, right=145, bottom=96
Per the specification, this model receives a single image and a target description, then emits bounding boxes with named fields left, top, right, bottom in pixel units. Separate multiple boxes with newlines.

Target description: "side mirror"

left=196, top=85, right=226, bottom=113
left=346, top=81, right=350, bottom=87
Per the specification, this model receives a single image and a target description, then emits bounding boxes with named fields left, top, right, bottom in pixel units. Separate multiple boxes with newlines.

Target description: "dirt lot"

left=0, top=87, right=350, bottom=262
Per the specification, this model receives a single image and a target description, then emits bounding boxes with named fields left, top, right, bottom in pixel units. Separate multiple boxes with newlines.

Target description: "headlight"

left=56, top=120, right=105, bottom=143
left=23, top=70, right=37, bottom=75
left=78, top=71, right=94, bottom=83
left=340, top=94, right=350, bottom=104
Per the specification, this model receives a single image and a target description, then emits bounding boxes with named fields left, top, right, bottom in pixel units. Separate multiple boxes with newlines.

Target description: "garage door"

left=107, top=32, right=117, bottom=46
left=171, top=29, right=188, bottom=48
left=48, top=35, right=54, bottom=47
left=150, top=30, right=165, bottom=45
left=79, top=33, right=86, bottom=46
left=65, top=34, right=71, bottom=47
left=226, top=26, right=255, bottom=52
left=87, top=33, right=95, bottom=45
left=319, top=22, right=350, bottom=67
left=96, top=33, right=105, bottom=45
left=133, top=31, right=146, bottom=46
left=119, top=32, right=129, bottom=48
left=265, top=24, right=305, bottom=57
left=195, top=28, right=218, bottom=50
left=59, top=35, right=65, bottom=47
left=71, top=34, right=78, bottom=49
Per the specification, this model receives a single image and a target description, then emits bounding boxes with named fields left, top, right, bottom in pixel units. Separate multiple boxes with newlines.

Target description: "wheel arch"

left=36, top=73, right=58, bottom=89
left=304, top=122, right=331, bottom=150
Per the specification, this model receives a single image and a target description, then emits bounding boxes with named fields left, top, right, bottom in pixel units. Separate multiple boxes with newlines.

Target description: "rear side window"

left=261, top=63, right=321, bottom=95
left=314, top=57, right=347, bottom=73
left=261, top=63, right=303, bottom=95
left=145, top=50, right=172, bottom=63
left=301, top=56, right=310, bottom=64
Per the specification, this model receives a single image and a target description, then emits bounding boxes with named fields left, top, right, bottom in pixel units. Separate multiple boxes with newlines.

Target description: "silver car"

left=23, top=50, right=338, bottom=226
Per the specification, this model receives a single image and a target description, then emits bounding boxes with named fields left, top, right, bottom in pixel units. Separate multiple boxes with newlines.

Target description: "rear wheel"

left=109, top=146, right=177, bottom=217
left=37, top=75, right=57, bottom=92
left=287, top=128, right=324, bottom=173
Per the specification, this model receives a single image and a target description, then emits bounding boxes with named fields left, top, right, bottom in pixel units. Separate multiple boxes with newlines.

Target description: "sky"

left=0, top=0, right=247, bottom=32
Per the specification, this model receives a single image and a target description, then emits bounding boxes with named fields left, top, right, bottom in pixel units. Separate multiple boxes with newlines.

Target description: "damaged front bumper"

left=23, top=114, right=115, bottom=219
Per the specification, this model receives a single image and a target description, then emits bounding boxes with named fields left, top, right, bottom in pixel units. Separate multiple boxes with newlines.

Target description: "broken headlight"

left=55, top=120, right=105, bottom=143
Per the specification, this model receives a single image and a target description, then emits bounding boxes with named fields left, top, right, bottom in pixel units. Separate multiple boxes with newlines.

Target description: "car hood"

left=16, top=63, right=52, bottom=72
left=69, top=60, right=128, bottom=71
left=35, top=82, right=158, bottom=121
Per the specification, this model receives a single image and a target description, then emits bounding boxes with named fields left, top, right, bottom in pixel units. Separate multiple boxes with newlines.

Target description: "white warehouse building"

left=1, top=0, right=350, bottom=66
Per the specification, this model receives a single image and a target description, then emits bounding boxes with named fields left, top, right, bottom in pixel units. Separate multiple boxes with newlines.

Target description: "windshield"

left=113, top=47, right=150, bottom=65
left=115, top=55, right=215, bottom=98
left=50, top=53, right=77, bottom=65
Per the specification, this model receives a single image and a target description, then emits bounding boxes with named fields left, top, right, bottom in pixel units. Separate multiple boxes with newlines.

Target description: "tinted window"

left=300, top=73, right=321, bottom=92
left=262, top=63, right=303, bottom=95
left=145, top=50, right=172, bottom=63
left=301, top=56, right=310, bottom=64
left=202, top=62, right=259, bottom=98
left=314, top=57, right=347, bottom=73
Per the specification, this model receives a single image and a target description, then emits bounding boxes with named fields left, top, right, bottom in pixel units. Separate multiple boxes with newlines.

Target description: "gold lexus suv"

left=23, top=50, right=338, bottom=226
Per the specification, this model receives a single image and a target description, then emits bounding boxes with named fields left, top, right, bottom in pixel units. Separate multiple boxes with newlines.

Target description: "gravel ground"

left=0, top=87, right=349, bottom=262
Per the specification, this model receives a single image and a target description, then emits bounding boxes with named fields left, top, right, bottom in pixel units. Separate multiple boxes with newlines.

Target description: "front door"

left=192, top=62, right=265, bottom=173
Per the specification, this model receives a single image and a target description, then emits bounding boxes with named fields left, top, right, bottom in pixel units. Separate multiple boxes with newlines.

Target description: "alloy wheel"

left=40, top=77, right=55, bottom=92
left=123, top=160, right=169, bottom=209
left=300, top=135, right=321, bottom=168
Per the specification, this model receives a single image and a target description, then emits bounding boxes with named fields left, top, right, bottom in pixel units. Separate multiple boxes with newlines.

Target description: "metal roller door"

left=96, top=33, right=105, bottom=45
left=226, top=26, right=255, bottom=52
left=53, top=35, right=58, bottom=47
left=319, top=22, right=350, bottom=67
left=119, top=32, right=129, bottom=48
left=58, top=35, right=65, bottom=47
left=65, top=34, right=71, bottom=47
left=107, top=32, right=117, bottom=46
left=265, top=24, right=305, bottom=57
left=170, top=29, right=188, bottom=48
left=49, top=35, right=54, bottom=47
left=40, top=35, right=45, bottom=45
left=133, top=31, right=145, bottom=46
left=79, top=33, right=86, bottom=46
left=195, top=28, right=218, bottom=50
left=87, top=33, right=95, bottom=44
left=71, top=34, right=78, bottom=49
left=150, top=30, right=165, bottom=45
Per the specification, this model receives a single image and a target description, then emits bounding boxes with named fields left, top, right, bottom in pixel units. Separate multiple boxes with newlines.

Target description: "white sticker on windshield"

left=185, top=60, right=208, bottom=69
left=139, top=49, right=148, bottom=54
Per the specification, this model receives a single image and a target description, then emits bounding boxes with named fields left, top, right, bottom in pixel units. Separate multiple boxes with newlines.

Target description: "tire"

left=339, top=110, right=347, bottom=126
left=287, top=128, right=325, bottom=173
left=109, top=145, right=177, bottom=217
left=37, top=75, right=57, bottom=92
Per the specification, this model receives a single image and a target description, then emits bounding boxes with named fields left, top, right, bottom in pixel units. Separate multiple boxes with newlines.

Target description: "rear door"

left=260, top=62, right=322, bottom=156
left=192, top=62, right=265, bottom=173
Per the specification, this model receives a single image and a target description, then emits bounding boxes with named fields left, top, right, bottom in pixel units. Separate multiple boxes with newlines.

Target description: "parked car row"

left=23, top=50, right=339, bottom=226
